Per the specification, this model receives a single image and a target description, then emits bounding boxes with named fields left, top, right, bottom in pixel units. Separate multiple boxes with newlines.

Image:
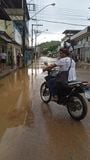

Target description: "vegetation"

left=38, top=41, right=61, bottom=55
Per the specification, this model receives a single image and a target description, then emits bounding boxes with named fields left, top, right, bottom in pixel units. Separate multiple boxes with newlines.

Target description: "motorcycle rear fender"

left=68, top=86, right=84, bottom=98
left=74, top=86, right=84, bottom=93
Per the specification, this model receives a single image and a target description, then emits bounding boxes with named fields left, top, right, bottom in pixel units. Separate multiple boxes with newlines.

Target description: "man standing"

left=16, top=53, right=20, bottom=67
left=1, top=52, right=7, bottom=71
left=0, top=53, right=2, bottom=72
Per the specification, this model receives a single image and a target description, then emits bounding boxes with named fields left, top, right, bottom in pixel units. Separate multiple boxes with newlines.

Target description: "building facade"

left=0, top=0, right=30, bottom=67
left=71, top=26, right=90, bottom=62
left=61, top=28, right=90, bottom=63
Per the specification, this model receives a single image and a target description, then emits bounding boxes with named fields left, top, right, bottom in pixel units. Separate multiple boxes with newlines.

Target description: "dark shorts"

left=56, top=80, right=68, bottom=97
left=1, top=59, right=6, bottom=63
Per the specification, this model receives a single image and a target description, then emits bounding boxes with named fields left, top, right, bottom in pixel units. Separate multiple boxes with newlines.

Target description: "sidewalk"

left=0, top=66, right=17, bottom=79
left=0, top=62, right=31, bottom=79
left=77, top=62, right=90, bottom=70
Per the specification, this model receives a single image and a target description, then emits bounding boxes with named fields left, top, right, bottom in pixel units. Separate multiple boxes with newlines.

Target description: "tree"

left=38, top=41, right=61, bottom=55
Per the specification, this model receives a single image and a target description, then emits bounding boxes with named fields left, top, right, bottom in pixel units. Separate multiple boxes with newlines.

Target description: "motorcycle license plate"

left=85, top=88, right=90, bottom=101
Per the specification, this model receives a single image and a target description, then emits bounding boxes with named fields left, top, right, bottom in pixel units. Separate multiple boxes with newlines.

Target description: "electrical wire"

left=38, top=14, right=88, bottom=22
left=38, top=10, right=88, bottom=18
left=31, top=2, right=89, bottom=23
left=35, top=3, right=88, bottom=16
left=36, top=18, right=87, bottom=27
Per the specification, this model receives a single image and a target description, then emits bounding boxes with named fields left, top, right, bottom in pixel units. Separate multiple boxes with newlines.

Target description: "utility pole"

left=35, top=30, right=37, bottom=53
left=22, top=0, right=26, bottom=67
left=31, top=24, right=34, bottom=47
left=31, top=24, right=43, bottom=75
left=31, top=24, right=43, bottom=47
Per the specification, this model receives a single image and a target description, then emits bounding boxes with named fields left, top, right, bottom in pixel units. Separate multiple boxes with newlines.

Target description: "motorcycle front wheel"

left=67, top=93, right=88, bottom=121
left=40, top=82, right=51, bottom=103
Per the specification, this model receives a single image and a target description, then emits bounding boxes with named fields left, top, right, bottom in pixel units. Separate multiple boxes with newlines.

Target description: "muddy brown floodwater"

left=0, top=57, right=90, bottom=160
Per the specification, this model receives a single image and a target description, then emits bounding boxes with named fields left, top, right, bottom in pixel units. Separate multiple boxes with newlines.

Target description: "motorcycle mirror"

left=44, top=61, right=48, bottom=66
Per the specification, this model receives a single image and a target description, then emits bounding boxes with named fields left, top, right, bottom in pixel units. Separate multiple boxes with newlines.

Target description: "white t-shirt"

left=55, top=57, right=76, bottom=81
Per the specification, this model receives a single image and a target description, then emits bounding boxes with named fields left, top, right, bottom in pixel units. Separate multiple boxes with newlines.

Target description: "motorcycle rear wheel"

left=40, top=82, right=51, bottom=103
left=67, top=93, right=88, bottom=121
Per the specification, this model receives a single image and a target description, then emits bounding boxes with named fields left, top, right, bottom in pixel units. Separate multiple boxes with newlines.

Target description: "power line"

left=34, top=4, right=88, bottom=17
left=39, top=12, right=87, bottom=19
left=57, top=6, right=88, bottom=13
left=38, top=14, right=88, bottom=22
left=32, top=3, right=88, bottom=24
left=36, top=18, right=87, bottom=27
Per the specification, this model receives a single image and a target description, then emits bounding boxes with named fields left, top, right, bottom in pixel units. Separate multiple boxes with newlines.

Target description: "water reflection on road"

left=0, top=57, right=89, bottom=160
left=0, top=69, right=30, bottom=136
left=41, top=102, right=89, bottom=160
left=0, top=57, right=46, bottom=139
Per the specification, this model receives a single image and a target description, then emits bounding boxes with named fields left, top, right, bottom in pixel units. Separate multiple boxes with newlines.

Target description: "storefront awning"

left=0, top=31, right=12, bottom=43
left=0, top=31, right=22, bottom=47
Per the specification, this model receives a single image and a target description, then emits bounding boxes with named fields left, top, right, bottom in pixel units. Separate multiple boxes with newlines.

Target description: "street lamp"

left=30, top=3, right=56, bottom=19
left=88, top=7, right=90, bottom=20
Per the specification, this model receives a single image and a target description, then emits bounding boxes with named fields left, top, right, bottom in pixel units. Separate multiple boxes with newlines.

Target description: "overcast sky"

left=28, top=0, right=90, bottom=45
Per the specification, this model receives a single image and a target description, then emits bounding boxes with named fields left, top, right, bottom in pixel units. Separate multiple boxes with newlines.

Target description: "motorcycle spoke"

left=68, top=97, right=84, bottom=118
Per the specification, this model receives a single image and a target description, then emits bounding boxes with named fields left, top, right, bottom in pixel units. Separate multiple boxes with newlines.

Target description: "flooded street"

left=0, top=57, right=90, bottom=160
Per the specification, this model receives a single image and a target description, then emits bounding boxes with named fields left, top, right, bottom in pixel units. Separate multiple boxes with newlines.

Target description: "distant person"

left=0, top=53, right=2, bottom=72
left=10, top=54, right=14, bottom=69
left=74, top=55, right=79, bottom=68
left=1, top=52, right=7, bottom=70
left=16, top=53, right=20, bottom=67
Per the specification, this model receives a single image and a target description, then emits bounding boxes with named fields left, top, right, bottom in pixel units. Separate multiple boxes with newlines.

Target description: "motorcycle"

left=40, top=62, right=90, bottom=121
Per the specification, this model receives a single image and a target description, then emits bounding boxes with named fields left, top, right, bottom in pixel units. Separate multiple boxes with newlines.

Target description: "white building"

left=71, top=26, right=90, bottom=62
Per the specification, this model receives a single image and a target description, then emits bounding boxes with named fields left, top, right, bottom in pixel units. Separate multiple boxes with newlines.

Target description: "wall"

left=14, top=27, right=22, bottom=45
left=0, top=20, right=6, bottom=31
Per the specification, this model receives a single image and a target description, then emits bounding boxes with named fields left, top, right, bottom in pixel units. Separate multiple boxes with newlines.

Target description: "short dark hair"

left=59, top=48, right=70, bottom=56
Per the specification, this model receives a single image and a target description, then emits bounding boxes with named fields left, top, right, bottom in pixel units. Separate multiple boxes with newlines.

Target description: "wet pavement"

left=0, top=66, right=17, bottom=79
left=0, top=57, right=90, bottom=160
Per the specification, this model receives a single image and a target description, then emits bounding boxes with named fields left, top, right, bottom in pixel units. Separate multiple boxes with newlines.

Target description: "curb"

left=0, top=67, right=17, bottom=79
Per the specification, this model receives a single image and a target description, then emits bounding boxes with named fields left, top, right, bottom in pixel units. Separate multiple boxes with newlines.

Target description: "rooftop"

left=63, top=30, right=81, bottom=35
left=0, top=6, right=11, bottom=20
left=1, top=0, right=30, bottom=20
left=71, top=26, right=90, bottom=40
left=1, top=0, right=24, bottom=8
left=0, top=31, right=12, bottom=42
